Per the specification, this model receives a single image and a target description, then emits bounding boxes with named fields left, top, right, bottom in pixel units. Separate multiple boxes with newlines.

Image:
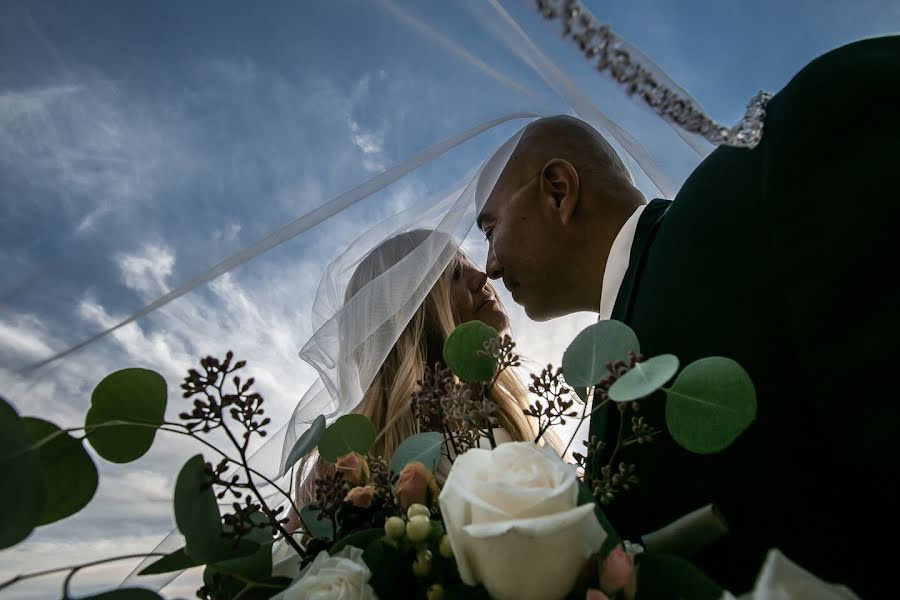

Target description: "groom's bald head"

left=477, top=116, right=645, bottom=320
left=508, top=115, right=633, bottom=188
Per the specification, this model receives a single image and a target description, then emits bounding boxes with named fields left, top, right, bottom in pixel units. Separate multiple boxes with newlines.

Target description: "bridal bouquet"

left=1, top=320, right=847, bottom=599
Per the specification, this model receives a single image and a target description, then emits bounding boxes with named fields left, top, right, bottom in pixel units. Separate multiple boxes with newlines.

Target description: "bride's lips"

left=476, top=297, right=497, bottom=312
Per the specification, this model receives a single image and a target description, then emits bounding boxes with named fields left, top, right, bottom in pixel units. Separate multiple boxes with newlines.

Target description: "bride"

left=291, top=228, right=557, bottom=512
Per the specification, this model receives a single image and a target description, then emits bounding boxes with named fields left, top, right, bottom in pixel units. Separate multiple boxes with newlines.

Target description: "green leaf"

left=390, top=432, right=442, bottom=474
left=24, top=417, right=98, bottom=525
left=317, top=414, right=376, bottom=463
left=281, top=414, right=326, bottom=474
left=0, top=396, right=44, bottom=550
left=572, top=386, right=589, bottom=404
left=562, top=321, right=640, bottom=387
left=174, top=455, right=225, bottom=562
left=633, top=553, right=723, bottom=600
left=330, top=528, right=384, bottom=555
left=214, top=540, right=274, bottom=583
left=139, top=547, right=201, bottom=576
left=80, top=590, right=165, bottom=600
left=665, top=357, right=757, bottom=454
left=443, top=321, right=499, bottom=383
left=363, top=538, right=418, bottom=599
left=213, top=510, right=274, bottom=582
left=85, top=368, right=167, bottom=463
left=299, top=504, right=334, bottom=540
left=608, top=354, right=680, bottom=403
left=577, top=480, right=620, bottom=558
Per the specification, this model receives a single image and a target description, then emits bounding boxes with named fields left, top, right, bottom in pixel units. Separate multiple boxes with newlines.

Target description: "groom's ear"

left=540, top=159, right=580, bottom=226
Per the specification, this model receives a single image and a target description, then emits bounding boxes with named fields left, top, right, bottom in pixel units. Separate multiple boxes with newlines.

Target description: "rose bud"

left=396, top=462, right=439, bottom=510
left=344, top=485, right=376, bottom=509
left=599, top=546, right=636, bottom=598
left=335, top=451, right=370, bottom=486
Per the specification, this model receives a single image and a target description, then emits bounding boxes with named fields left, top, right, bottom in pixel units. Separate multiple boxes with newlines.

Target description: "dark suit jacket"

left=590, top=36, right=900, bottom=596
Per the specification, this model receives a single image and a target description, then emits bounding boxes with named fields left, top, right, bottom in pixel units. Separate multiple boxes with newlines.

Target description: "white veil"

left=1, top=0, right=771, bottom=594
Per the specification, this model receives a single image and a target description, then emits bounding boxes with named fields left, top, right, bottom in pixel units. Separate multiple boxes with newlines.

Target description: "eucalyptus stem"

left=72, top=412, right=307, bottom=553
left=210, top=377, right=305, bottom=557
left=0, top=553, right=166, bottom=594
left=563, top=385, right=593, bottom=458
left=606, top=407, right=628, bottom=469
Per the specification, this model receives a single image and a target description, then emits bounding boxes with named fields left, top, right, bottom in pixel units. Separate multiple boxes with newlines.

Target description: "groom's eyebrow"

left=476, top=213, right=490, bottom=231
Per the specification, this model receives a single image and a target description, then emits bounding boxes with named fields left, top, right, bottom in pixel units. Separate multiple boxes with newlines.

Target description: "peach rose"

left=396, top=462, right=439, bottom=509
left=345, top=485, right=377, bottom=509
left=335, top=452, right=370, bottom=486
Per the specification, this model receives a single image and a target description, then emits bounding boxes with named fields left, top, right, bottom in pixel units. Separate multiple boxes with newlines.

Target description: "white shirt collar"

left=598, top=204, right=647, bottom=321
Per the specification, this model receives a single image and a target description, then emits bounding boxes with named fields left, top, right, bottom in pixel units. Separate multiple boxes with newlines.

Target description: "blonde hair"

left=294, top=231, right=551, bottom=506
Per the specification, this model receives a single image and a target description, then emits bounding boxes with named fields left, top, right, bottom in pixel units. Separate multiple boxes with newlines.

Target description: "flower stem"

left=0, top=553, right=166, bottom=595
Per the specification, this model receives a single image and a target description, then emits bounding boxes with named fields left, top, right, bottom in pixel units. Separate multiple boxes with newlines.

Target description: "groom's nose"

left=486, top=247, right=502, bottom=280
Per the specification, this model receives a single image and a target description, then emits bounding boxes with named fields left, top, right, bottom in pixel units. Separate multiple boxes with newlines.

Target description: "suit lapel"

left=589, top=198, right=671, bottom=448
left=610, top=198, right=672, bottom=323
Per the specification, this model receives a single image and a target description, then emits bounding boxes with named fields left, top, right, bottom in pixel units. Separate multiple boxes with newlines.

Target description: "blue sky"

left=1, top=1, right=897, bottom=597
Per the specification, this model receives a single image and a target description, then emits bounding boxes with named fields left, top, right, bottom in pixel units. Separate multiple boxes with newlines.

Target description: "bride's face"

left=449, top=259, right=509, bottom=334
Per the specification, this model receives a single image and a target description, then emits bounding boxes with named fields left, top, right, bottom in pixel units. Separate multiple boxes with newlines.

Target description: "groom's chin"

left=522, top=303, right=556, bottom=323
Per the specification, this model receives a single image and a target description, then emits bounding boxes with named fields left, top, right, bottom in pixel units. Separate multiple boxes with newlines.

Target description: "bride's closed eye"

left=453, top=264, right=462, bottom=280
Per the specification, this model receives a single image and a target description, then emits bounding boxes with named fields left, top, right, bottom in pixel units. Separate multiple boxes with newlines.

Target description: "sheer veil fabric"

left=1, top=1, right=760, bottom=592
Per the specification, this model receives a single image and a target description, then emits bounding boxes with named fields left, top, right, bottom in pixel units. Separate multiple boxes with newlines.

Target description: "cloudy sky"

left=2, top=1, right=898, bottom=597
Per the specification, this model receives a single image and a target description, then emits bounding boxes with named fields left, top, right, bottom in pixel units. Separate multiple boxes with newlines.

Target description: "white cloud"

left=0, top=315, right=55, bottom=360
left=348, top=117, right=387, bottom=172
left=116, top=243, right=176, bottom=301
left=0, top=77, right=201, bottom=236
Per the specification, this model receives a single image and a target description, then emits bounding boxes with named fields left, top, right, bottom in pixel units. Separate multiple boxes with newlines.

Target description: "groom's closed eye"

left=476, top=214, right=494, bottom=240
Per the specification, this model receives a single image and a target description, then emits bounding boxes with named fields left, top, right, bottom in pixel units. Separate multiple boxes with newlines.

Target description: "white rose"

left=439, top=442, right=607, bottom=600
left=272, top=546, right=378, bottom=600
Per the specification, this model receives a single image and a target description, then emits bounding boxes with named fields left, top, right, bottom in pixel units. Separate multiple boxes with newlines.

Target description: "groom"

left=478, top=36, right=899, bottom=595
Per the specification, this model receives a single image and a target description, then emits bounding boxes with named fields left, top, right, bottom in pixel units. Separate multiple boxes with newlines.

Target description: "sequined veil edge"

left=534, top=0, right=771, bottom=149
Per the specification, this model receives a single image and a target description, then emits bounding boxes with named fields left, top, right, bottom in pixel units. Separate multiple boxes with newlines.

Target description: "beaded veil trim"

left=535, top=0, right=771, bottom=149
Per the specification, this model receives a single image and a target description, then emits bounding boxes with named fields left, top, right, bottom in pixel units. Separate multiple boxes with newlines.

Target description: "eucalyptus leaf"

left=212, top=509, right=273, bottom=581
left=572, top=386, right=589, bottom=404
left=390, top=431, right=442, bottom=474
left=25, top=417, right=98, bottom=525
left=85, top=368, right=167, bottom=463
left=213, top=540, right=274, bottom=583
left=633, top=553, right=723, bottom=600
left=330, top=528, right=384, bottom=555
left=608, top=354, right=680, bottom=403
left=299, top=504, right=334, bottom=540
left=0, top=396, right=44, bottom=550
left=665, top=357, right=757, bottom=454
left=562, top=321, right=640, bottom=387
left=174, top=455, right=225, bottom=562
left=317, top=414, right=376, bottom=463
left=281, top=414, right=326, bottom=475
left=139, top=547, right=201, bottom=576
left=443, top=321, right=499, bottom=383
left=80, top=590, right=165, bottom=600
left=363, top=538, right=419, bottom=600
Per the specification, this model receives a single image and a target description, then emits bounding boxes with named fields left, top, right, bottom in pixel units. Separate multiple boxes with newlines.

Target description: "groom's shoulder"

left=769, top=35, right=900, bottom=119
